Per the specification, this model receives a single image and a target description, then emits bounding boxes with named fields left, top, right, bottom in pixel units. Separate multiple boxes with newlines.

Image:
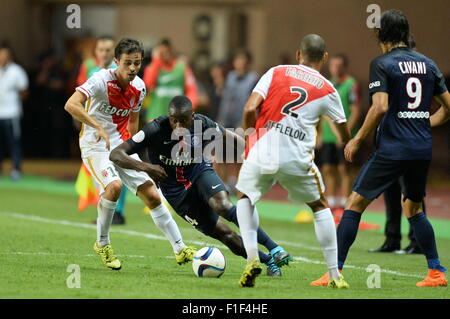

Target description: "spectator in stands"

left=197, top=61, right=226, bottom=121
left=216, top=50, right=258, bottom=192
left=0, top=41, right=29, bottom=181
left=143, top=38, right=198, bottom=121
left=35, top=50, right=69, bottom=158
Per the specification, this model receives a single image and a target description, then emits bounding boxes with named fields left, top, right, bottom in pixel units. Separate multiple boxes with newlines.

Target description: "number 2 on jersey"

left=281, top=86, right=308, bottom=118
left=406, top=77, right=422, bottom=109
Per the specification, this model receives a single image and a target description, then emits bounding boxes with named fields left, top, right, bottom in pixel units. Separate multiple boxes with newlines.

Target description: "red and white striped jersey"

left=76, top=69, right=146, bottom=157
left=246, top=64, right=346, bottom=174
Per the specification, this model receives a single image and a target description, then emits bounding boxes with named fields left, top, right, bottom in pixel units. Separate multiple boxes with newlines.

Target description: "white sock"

left=236, top=198, right=259, bottom=262
left=339, top=197, right=347, bottom=208
left=313, top=208, right=340, bottom=280
left=97, top=197, right=117, bottom=246
left=150, top=203, right=185, bottom=254
left=328, top=196, right=337, bottom=208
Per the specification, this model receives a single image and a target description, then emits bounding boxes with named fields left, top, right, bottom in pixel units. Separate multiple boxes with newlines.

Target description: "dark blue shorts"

left=320, top=143, right=344, bottom=165
left=353, top=152, right=430, bottom=202
left=168, top=169, right=227, bottom=235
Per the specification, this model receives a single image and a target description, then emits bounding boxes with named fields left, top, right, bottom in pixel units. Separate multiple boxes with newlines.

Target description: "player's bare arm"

left=64, top=90, right=111, bottom=150
left=109, top=142, right=168, bottom=183
left=128, top=111, right=140, bottom=136
left=330, top=120, right=351, bottom=147
left=323, top=116, right=350, bottom=147
left=430, top=91, right=450, bottom=127
left=315, top=118, right=323, bottom=148
left=348, top=103, right=361, bottom=133
left=242, top=92, right=264, bottom=130
left=344, top=92, right=388, bottom=162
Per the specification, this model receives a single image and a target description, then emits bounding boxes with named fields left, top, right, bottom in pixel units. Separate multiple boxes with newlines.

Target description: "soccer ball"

left=192, top=247, right=226, bottom=278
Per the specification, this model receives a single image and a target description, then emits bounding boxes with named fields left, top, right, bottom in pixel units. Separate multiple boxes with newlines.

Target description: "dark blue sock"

left=408, top=212, right=446, bottom=272
left=258, top=251, right=271, bottom=264
left=225, top=206, right=278, bottom=251
left=337, top=210, right=362, bottom=270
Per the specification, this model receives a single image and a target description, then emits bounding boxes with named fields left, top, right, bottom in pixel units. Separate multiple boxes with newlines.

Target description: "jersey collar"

left=298, top=64, right=320, bottom=74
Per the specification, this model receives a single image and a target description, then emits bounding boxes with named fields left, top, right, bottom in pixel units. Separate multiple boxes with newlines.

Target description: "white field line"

left=0, top=211, right=423, bottom=279
left=293, top=256, right=422, bottom=278
left=0, top=251, right=177, bottom=259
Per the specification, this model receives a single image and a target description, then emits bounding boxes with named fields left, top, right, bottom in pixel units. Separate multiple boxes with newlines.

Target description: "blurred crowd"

left=0, top=36, right=449, bottom=189
left=0, top=37, right=261, bottom=184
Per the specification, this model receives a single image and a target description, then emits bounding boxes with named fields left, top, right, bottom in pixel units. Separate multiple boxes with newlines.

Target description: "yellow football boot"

left=175, top=246, right=196, bottom=265
left=328, top=275, right=350, bottom=289
left=239, top=258, right=263, bottom=287
left=93, top=242, right=122, bottom=270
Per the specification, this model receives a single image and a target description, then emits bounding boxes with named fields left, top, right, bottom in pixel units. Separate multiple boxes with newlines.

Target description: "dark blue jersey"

left=126, top=114, right=225, bottom=200
left=368, top=47, right=447, bottom=160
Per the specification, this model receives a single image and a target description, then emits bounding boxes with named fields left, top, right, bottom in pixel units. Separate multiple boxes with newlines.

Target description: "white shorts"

left=82, top=152, right=151, bottom=195
left=236, top=161, right=325, bottom=205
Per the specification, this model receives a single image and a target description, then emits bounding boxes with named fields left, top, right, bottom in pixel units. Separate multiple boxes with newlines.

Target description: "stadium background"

left=0, top=0, right=449, bottom=299
left=1, top=0, right=448, bottom=207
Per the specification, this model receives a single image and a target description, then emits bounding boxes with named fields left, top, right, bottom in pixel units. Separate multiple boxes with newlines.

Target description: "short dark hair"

left=376, top=10, right=409, bottom=45
left=114, top=38, right=144, bottom=59
left=234, top=49, right=252, bottom=64
left=97, top=35, right=114, bottom=44
left=330, top=53, right=349, bottom=67
left=299, top=34, right=326, bottom=63
left=0, top=40, right=11, bottom=51
left=407, top=34, right=416, bottom=49
left=169, top=95, right=192, bottom=111
left=160, top=38, right=172, bottom=47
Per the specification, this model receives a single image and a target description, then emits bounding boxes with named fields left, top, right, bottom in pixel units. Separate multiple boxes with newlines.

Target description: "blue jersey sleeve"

left=431, top=62, right=448, bottom=96
left=126, top=121, right=159, bottom=154
left=199, top=114, right=226, bottom=135
left=369, top=58, right=389, bottom=95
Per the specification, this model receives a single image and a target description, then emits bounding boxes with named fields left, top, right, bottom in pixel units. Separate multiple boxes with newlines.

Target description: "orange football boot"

left=416, top=270, right=447, bottom=287
left=310, top=270, right=342, bottom=287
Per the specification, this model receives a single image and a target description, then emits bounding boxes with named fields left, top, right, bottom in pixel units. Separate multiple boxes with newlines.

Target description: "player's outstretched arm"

left=344, top=92, right=388, bottom=162
left=431, top=91, right=450, bottom=127
left=323, top=116, right=351, bottom=147
left=127, top=111, right=140, bottom=136
left=109, top=142, right=168, bottom=183
left=348, top=102, right=362, bottom=134
left=331, top=121, right=351, bottom=147
left=64, top=90, right=110, bottom=150
left=242, top=92, right=264, bottom=131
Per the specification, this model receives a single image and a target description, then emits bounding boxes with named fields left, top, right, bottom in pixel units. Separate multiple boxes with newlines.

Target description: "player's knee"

left=137, top=182, right=162, bottom=208
left=146, top=189, right=162, bottom=207
left=105, top=180, right=123, bottom=199
left=307, top=195, right=328, bottom=212
left=345, top=192, right=358, bottom=208
left=210, top=198, right=232, bottom=217
left=220, top=230, right=238, bottom=245
left=345, top=191, right=370, bottom=212
left=402, top=199, right=422, bottom=218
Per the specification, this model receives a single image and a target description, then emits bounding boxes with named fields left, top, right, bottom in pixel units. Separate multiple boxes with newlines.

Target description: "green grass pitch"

left=0, top=177, right=449, bottom=299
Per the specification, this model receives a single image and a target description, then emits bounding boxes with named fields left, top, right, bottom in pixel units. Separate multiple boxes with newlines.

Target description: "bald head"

left=299, top=34, right=326, bottom=63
